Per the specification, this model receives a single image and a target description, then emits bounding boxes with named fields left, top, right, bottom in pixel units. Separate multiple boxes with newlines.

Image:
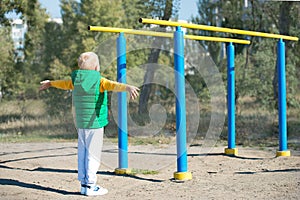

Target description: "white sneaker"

left=80, top=184, right=87, bottom=195
left=85, top=185, right=108, bottom=196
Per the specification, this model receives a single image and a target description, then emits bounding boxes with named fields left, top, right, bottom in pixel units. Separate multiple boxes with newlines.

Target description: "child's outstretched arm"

left=40, top=78, right=140, bottom=100
left=101, top=78, right=140, bottom=100
left=39, top=80, right=74, bottom=91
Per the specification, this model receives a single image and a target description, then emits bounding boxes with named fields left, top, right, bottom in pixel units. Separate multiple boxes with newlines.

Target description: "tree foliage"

left=138, top=0, right=180, bottom=114
left=0, top=0, right=49, bottom=99
left=0, top=26, right=17, bottom=97
left=0, top=0, right=299, bottom=115
left=193, top=0, right=300, bottom=110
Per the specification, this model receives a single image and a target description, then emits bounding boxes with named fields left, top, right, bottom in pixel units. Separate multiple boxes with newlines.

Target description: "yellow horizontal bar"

left=139, top=18, right=299, bottom=41
left=88, top=26, right=250, bottom=44
left=88, top=26, right=172, bottom=38
left=185, top=35, right=250, bottom=44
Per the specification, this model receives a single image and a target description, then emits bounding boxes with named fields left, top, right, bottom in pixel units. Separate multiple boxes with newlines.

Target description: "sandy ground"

left=0, top=142, right=299, bottom=200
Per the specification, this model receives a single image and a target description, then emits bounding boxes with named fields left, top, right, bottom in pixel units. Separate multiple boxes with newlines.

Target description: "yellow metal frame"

left=276, top=150, right=291, bottom=157
left=173, top=171, right=192, bottom=181
left=184, top=35, right=249, bottom=44
left=224, top=148, right=238, bottom=156
left=89, top=26, right=172, bottom=38
left=139, top=18, right=299, bottom=41
left=115, top=168, right=132, bottom=175
left=88, top=26, right=250, bottom=44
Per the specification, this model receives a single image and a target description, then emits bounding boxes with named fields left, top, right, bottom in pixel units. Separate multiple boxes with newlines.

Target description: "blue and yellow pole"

left=225, top=42, right=238, bottom=156
left=115, top=33, right=131, bottom=174
left=173, top=26, right=192, bottom=180
left=276, top=38, right=290, bottom=157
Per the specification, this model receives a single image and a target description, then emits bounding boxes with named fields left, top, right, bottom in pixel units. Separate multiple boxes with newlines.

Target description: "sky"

left=38, top=0, right=199, bottom=21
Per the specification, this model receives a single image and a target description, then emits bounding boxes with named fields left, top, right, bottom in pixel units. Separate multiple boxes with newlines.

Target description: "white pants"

left=77, top=128, right=103, bottom=186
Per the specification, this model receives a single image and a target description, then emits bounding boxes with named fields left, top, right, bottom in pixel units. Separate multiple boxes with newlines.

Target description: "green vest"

left=71, top=70, right=108, bottom=128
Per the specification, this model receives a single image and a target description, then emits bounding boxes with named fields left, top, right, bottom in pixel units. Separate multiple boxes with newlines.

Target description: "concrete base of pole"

left=224, top=148, right=238, bottom=156
left=115, top=168, right=131, bottom=175
left=173, top=171, right=192, bottom=181
left=276, top=150, right=291, bottom=157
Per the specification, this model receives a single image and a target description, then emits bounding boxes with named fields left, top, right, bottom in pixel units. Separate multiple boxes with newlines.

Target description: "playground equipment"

left=139, top=18, right=299, bottom=158
left=139, top=18, right=298, bottom=41
left=88, top=26, right=250, bottom=44
left=88, top=25, right=250, bottom=180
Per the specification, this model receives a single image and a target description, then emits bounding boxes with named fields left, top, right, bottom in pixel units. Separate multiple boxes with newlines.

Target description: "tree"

left=138, top=0, right=180, bottom=115
left=193, top=0, right=299, bottom=110
left=59, top=0, right=82, bottom=69
left=79, top=0, right=126, bottom=50
left=0, top=27, right=18, bottom=97
left=0, top=0, right=49, bottom=99
left=122, top=0, right=150, bottom=29
left=192, top=0, right=223, bottom=64
left=20, top=0, right=49, bottom=99
left=42, top=21, right=64, bottom=74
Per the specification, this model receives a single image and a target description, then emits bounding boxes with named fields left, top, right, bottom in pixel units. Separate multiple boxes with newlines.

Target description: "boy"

left=39, top=52, right=139, bottom=196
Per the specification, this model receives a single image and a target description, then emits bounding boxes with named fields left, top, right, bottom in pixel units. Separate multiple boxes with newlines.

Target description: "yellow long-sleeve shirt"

left=50, top=78, right=127, bottom=93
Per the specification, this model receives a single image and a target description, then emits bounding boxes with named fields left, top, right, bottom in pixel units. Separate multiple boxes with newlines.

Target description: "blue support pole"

left=173, top=26, right=192, bottom=180
left=276, top=38, right=290, bottom=157
left=115, top=32, right=129, bottom=173
left=225, top=42, right=238, bottom=156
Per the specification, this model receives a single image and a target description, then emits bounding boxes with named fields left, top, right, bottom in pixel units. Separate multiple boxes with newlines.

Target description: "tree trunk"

left=272, top=2, right=292, bottom=108
left=138, top=48, right=161, bottom=115
left=138, top=0, right=174, bottom=115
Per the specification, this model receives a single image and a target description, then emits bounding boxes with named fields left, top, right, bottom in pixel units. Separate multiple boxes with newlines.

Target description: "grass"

left=0, top=97, right=299, bottom=151
left=128, top=135, right=174, bottom=146
left=129, top=168, right=159, bottom=176
left=0, top=132, right=77, bottom=143
left=0, top=99, right=77, bottom=142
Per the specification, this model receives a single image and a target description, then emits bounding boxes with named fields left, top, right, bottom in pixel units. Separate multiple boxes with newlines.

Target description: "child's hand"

left=39, top=80, right=51, bottom=91
left=126, top=85, right=140, bottom=100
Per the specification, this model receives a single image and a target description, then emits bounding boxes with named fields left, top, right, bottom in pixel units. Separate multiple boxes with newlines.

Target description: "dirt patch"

left=0, top=142, right=299, bottom=200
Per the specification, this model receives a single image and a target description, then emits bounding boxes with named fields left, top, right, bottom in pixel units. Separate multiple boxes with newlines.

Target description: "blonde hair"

left=78, top=52, right=100, bottom=71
